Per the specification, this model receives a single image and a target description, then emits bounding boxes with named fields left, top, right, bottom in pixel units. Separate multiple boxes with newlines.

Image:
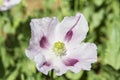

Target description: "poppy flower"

left=26, top=13, right=97, bottom=76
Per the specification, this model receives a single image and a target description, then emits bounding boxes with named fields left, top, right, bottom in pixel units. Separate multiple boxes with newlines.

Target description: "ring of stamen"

left=53, top=41, right=66, bottom=56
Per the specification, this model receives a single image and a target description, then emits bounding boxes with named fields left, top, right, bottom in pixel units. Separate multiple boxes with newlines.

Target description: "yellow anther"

left=53, top=41, right=66, bottom=56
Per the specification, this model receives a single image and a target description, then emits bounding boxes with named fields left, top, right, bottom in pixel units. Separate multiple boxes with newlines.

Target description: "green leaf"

left=93, top=0, right=104, bottom=6
left=6, top=68, right=19, bottom=80
left=104, top=24, right=120, bottom=70
left=88, top=65, right=120, bottom=80
left=91, top=9, right=104, bottom=29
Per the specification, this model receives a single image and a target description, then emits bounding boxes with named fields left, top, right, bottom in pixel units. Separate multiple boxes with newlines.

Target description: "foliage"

left=0, top=0, right=120, bottom=80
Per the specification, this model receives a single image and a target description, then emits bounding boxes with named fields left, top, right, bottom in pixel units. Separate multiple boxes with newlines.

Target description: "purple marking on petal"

left=64, top=59, right=79, bottom=66
left=43, top=62, right=51, bottom=67
left=65, top=30, right=73, bottom=42
left=39, top=36, right=48, bottom=48
left=71, top=15, right=81, bottom=29
left=64, top=15, right=81, bottom=42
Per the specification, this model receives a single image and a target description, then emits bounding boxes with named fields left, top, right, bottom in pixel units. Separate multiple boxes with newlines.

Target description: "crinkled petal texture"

left=0, top=0, right=21, bottom=11
left=25, top=13, right=97, bottom=76
left=62, top=43, right=97, bottom=73
left=26, top=17, right=59, bottom=60
left=55, top=13, right=88, bottom=44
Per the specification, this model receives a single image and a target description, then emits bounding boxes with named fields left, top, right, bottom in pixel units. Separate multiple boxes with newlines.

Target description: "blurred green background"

left=0, top=0, right=120, bottom=80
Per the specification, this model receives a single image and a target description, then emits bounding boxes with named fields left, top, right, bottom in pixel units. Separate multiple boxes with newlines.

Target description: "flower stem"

left=51, top=70, right=54, bottom=80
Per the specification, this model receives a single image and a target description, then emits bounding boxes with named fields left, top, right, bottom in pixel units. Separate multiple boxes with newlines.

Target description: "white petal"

left=36, top=62, right=52, bottom=75
left=63, top=43, right=97, bottom=73
left=35, top=50, right=53, bottom=75
left=67, top=62, right=91, bottom=73
left=55, top=13, right=88, bottom=43
left=25, top=35, right=41, bottom=60
left=30, top=17, right=59, bottom=43
left=25, top=47, right=40, bottom=60
left=34, top=53, right=45, bottom=65
left=4, top=0, right=21, bottom=5
left=52, top=57, right=67, bottom=76
left=26, top=17, right=59, bottom=59
left=68, top=43, right=97, bottom=61
left=37, top=51, right=68, bottom=76
left=0, top=0, right=21, bottom=11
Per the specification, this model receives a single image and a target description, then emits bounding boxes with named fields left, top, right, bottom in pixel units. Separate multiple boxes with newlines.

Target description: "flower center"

left=53, top=41, right=66, bottom=56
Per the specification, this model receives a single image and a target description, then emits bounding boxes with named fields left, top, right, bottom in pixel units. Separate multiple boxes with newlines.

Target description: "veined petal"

left=56, top=13, right=88, bottom=43
left=25, top=39, right=40, bottom=60
left=52, top=57, right=67, bottom=76
left=69, top=43, right=97, bottom=62
left=62, top=43, right=97, bottom=73
left=34, top=53, right=45, bottom=65
left=36, top=51, right=68, bottom=75
left=34, top=50, right=53, bottom=75
left=30, top=17, right=59, bottom=44
left=26, top=17, right=59, bottom=60
left=36, top=61, right=52, bottom=75
left=35, top=54, right=51, bottom=75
